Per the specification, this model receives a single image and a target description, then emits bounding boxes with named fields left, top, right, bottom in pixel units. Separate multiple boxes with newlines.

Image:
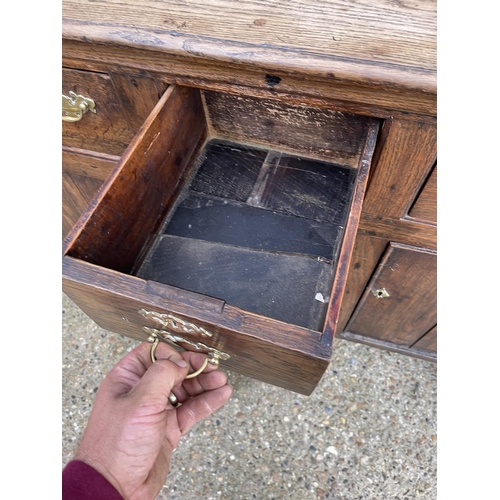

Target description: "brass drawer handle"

left=62, top=91, right=96, bottom=122
left=145, top=326, right=230, bottom=408
left=148, top=334, right=209, bottom=378
left=143, top=326, right=230, bottom=367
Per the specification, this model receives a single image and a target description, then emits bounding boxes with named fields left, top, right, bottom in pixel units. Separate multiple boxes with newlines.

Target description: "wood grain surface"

left=408, top=164, right=437, bottom=224
left=65, top=85, right=207, bottom=272
left=62, top=0, right=435, bottom=85
left=204, top=91, right=371, bottom=167
left=345, top=243, right=437, bottom=347
left=63, top=256, right=331, bottom=395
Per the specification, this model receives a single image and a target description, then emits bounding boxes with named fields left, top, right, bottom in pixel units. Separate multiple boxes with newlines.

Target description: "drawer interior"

left=136, top=138, right=356, bottom=330
left=65, top=85, right=377, bottom=334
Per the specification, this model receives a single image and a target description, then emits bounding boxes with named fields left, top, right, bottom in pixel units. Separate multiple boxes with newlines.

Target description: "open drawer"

left=62, top=85, right=379, bottom=395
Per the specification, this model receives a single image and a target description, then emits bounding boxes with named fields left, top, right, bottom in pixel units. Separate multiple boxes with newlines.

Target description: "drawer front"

left=63, top=84, right=380, bottom=395
left=63, top=257, right=331, bottom=395
left=62, top=68, right=137, bottom=155
left=62, top=150, right=117, bottom=237
left=344, top=242, right=437, bottom=354
left=408, top=164, right=437, bottom=223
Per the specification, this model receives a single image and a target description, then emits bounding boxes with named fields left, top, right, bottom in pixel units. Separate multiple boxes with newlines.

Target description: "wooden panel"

left=109, top=72, right=167, bottom=130
left=204, top=91, right=371, bottom=167
left=363, top=119, right=437, bottom=219
left=62, top=165, right=109, bottom=239
left=359, top=214, right=437, bottom=250
left=337, top=233, right=388, bottom=332
left=65, top=85, right=208, bottom=273
left=189, top=140, right=267, bottom=201
left=62, top=147, right=118, bottom=181
left=345, top=243, right=437, bottom=347
left=166, top=194, right=337, bottom=260
left=137, top=235, right=333, bottom=331
left=63, top=68, right=136, bottom=155
left=408, top=164, right=437, bottom=223
left=412, top=326, right=437, bottom=352
left=254, top=154, right=357, bottom=224
left=62, top=256, right=331, bottom=395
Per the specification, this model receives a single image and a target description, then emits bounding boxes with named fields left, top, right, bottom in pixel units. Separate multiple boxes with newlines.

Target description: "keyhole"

left=372, top=288, right=389, bottom=299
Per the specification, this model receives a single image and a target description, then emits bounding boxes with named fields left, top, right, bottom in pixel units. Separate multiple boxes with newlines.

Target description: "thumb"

left=131, top=355, right=189, bottom=406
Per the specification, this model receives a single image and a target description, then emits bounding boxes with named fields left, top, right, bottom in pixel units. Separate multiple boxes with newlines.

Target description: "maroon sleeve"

left=62, top=460, right=124, bottom=500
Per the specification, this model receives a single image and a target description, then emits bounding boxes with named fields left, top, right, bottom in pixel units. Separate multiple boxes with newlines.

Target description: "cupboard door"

left=408, top=164, right=437, bottom=224
left=345, top=243, right=436, bottom=349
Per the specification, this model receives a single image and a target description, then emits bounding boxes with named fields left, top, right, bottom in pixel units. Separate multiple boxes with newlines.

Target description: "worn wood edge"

left=62, top=40, right=436, bottom=116
left=63, top=53, right=438, bottom=121
left=62, top=256, right=329, bottom=356
left=62, top=85, right=177, bottom=255
left=62, top=21, right=436, bottom=92
left=321, top=118, right=381, bottom=346
left=337, top=331, right=436, bottom=362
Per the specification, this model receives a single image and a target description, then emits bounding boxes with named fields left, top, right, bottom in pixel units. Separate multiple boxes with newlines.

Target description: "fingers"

left=130, top=355, right=189, bottom=407
left=102, top=341, right=187, bottom=397
left=172, top=369, right=229, bottom=402
left=177, top=384, right=233, bottom=435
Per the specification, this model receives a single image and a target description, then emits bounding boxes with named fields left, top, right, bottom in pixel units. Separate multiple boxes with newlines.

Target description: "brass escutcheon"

left=372, top=288, right=390, bottom=299
left=139, top=308, right=213, bottom=338
left=62, top=91, right=96, bottom=122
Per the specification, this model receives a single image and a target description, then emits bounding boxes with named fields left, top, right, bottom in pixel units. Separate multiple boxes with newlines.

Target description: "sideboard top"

left=62, top=0, right=436, bottom=115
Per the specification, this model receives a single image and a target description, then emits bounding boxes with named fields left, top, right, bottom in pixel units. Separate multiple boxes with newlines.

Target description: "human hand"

left=73, top=341, right=232, bottom=500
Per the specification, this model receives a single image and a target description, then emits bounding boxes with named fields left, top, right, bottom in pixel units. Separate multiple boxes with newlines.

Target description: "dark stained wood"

left=408, top=164, right=437, bottom=224
left=62, top=68, right=136, bottom=155
left=322, top=119, right=380, bottom=345
left=204, top=91, right=371, bottom=167
left=62, top=171, right=99, bottom=238
left=62, top=256, right=330, bottom=395
left=64, top=85, right=208, bottom=273
left=189, top=140, right=267, bottom=202
left=62, top=147, right=118, bottom=181
left=256, top=154, right=357, bottom=224
left=109, top=72, right=167, bottom=130
left=412, top=326, right=437, bottom=352
left=165, top=194, right=337, bottom=260
left=363, top=119, right=437, bottom=219
left=337, top=232, right=388, bottom=333
left=345, top=243, right=437, bottom=347
left=137, top=235, right=333, bottom=331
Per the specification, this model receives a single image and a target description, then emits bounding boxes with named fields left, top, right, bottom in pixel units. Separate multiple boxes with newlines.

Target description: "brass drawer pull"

left=148, top=334, right=209, bottom=378
left=145, top=325, right=230, bottom=408
left=62, top=91, right=96, bottom=122
left=144, top=326, right=230, bottom=367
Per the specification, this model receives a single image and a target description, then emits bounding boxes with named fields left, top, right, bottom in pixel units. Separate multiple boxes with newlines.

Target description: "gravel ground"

left=62, top=294, right=437, bottom=499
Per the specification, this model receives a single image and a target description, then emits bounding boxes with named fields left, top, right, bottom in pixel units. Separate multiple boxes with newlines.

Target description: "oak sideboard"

left=62, top=0, right=437, bottom=395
